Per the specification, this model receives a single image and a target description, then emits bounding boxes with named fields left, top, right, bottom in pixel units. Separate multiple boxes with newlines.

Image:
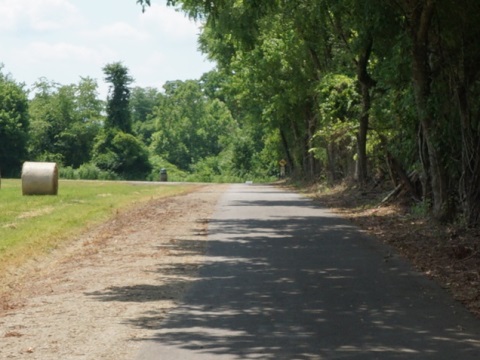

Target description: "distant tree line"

left=0, top=62, right=277, bottom=184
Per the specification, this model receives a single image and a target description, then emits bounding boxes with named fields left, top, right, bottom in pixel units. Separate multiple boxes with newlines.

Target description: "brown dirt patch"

left=0, top=184, right=227, bottom=359
left=306, top=183, right=480, bottom=319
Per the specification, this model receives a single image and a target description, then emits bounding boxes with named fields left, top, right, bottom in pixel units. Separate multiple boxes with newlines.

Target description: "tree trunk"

left=386, top=152, right=421, bottom=201
left=280, top=129, right=294, bottom=174
left=306, top=105, right=319, bottom=179
left=355, top=35, right=375, bottom=186
left=417, top=125, right=432, bottom=203
left=457, top=83, right=480, bottom=226
left=326, top=142, right=336, bottom=184
left=288, top=116, right=304, bottom=177
left=408, top=0, right=451, bottom=221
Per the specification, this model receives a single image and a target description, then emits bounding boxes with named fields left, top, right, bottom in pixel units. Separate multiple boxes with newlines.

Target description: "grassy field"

left=0, top=179, right=195, bottom=276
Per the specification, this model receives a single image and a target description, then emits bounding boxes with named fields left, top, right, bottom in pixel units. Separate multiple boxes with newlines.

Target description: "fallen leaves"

left=308, top=183, right=480, bottom=318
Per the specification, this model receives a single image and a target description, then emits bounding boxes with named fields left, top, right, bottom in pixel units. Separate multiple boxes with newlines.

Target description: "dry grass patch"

left=0, top=179, right=197, bottom=292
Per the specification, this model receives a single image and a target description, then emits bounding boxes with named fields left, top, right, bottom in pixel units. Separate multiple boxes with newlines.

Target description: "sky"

left=0, top=0, right=215, bottom=99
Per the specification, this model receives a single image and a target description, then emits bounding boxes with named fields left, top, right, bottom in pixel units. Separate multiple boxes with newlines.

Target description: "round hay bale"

left=22, top=162, right=59, bottom=196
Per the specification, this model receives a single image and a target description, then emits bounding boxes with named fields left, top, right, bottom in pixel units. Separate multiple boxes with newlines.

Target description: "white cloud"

left=0, top=0, right=83, bottom=32
left=131, top=51, right=168, bottom=86
left=139, top=3, right=201, bottom=41
left=83, top=22, right=149, bottom=42
left=144, top=51, right=168, bottom=67
left=21, top=42, right=114, bottom=64
left=27, top=0, right=81, bottom=31
left=0, top=1, right=20, bottom=30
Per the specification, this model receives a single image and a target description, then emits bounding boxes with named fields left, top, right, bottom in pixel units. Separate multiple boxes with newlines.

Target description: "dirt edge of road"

left=0, top=184, right=227, bottom=359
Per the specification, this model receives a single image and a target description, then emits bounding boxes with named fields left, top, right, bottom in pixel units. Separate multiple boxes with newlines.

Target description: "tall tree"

left=103, top=62, right=134, bottom=133
left=0, top=69, right=29, bottom=177
left=28, top=78, right=103, bottom=167
left=95, top=64, right=151, bottom=179
left=401, top=0, right=450, bottom=221
left=130, top=86, right=161, bottom=145
left=92, top=130, right=152, bottom=180
left=149, top=79, right=236, bottom=170
left=450, top=1, right=480, bottom=227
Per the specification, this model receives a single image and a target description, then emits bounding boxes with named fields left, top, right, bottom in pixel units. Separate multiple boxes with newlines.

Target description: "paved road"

left=136, top=184, right=480, bottom=359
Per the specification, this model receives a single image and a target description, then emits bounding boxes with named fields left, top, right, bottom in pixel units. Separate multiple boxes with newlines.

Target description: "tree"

left=103, top=62, right=134, bottom=133
left=75, top=77, right=104, bottom=125
left=314, top=74, right=361, bottom=182
left=383, top=0, right=480, bottom=223
left=95, top=63, right=151, bottom=179
left=397, top=0, right=450, bottom=221
left=92, top=129, right=152, bottom=180
left=130, top=86, right=161, bottom=145
left=64, top=78, right=104, bottom=167
left=0, top=69, right=29, bottom=177
left=447, top=1, right=480, bottom=226
left=28, top=78, right=103, bottom=167
left=149, top=79, right=236, bottom=171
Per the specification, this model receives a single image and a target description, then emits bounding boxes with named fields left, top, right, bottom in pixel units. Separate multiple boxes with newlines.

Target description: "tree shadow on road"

left=86, top=191, right=480, bottom=359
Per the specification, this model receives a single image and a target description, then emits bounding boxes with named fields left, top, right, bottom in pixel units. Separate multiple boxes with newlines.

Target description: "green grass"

left=0, top=179, right=195, bottom=274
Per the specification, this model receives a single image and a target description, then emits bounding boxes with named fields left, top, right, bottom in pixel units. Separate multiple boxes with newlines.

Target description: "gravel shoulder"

left=0, top=184, right=227, bottom=359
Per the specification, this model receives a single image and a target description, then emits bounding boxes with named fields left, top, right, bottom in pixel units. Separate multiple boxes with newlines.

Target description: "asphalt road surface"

left=136, top=184, right=480, bottom=359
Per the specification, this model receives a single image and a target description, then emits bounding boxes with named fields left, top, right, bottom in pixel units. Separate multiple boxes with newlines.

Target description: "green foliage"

left=28, top=78, right=103, bottom=168
left=112, top=131, right=151, bottom=179
left=136, top=0, right=151, bottom=12
left=229, top=135, right=255, bottom=176
left=309, top=74, right=360, bottom=179
left=59, top=164, right=118, bottom=180
left=0, top=69, right=30, bottom=177
left=187, top=154, right=275, bottom=183
left=92, top=129, right=151, bottom=180
left=131, top=86, right=161, bottom=145
left=149, top=79, right=236, bottom=171
left=410, top=200, right=431, bottom=219
left=316, top=74, right=360, bottom=125
left=147, top=155, right=188, bottom=182
left=188, top=156, right=223, bottom=182
left=103, top=62, right=133, bottom=133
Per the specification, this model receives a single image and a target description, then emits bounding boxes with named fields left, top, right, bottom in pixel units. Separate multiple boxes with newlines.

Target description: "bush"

left=92, top=130, right=151, bottom=180
left=77, top=163, right=101, bottom=180
left=60, top=166, right=77, bottom=179
left=147, top=155, right=188, bottom=182
left=59, top=163, right=119, bottom=180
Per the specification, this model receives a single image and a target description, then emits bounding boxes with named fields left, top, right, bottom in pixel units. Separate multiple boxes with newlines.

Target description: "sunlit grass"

left=0, top=179, right=195, bottom=277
